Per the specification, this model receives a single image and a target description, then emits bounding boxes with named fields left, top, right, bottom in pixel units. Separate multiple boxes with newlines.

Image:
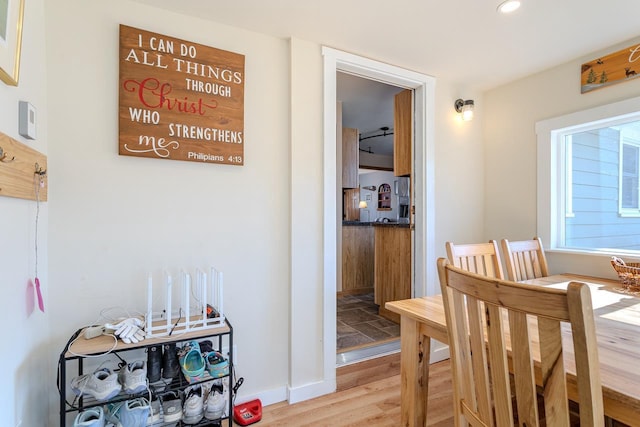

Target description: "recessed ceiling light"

left=497, top=0, right=521, bottom=13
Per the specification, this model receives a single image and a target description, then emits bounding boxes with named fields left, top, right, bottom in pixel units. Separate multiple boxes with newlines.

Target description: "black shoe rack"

left=57, top=318, right=234, bottom=426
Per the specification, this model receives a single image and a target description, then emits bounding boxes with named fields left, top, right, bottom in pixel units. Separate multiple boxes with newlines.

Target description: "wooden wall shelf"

left=0, top=131, right=47, bottom=201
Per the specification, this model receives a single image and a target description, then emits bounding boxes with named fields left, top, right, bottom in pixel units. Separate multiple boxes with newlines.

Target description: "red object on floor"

left=233, top=399, right=262, bottom=425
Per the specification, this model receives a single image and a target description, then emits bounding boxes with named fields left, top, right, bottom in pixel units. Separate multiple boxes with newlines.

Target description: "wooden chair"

left=501, top=237, right=549, bottom=281
left=446, top=240, right=505, bottom=279
left=437, top=258, right=604, bottom=427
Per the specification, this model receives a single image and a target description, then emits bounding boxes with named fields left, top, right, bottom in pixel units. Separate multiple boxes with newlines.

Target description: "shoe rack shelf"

left=58, top=318, right=234, bottom=426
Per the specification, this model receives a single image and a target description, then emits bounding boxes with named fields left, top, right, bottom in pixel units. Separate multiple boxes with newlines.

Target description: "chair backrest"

left=501, top=237, right=549, bottom=281
left=437, top=258, right=603, bottom=427
left=446, top=240, right=505, bottom=279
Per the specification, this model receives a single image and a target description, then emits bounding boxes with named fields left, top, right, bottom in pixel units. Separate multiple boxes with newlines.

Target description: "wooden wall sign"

left=119, top=25, right=245, bottom=165
left=581, top=42, right=640, bottom=93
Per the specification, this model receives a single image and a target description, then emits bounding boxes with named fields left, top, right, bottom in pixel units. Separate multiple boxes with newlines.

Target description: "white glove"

left=105, top=317, right=145, bottom=344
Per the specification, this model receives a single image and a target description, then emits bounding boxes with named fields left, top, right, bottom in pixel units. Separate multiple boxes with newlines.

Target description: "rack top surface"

left=65, top=319, right=231, bottom=358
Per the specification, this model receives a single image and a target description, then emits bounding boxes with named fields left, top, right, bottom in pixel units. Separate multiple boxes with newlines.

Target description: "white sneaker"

left=71, top=368, right=121, bottom=402
left=161, top=391, right=183, bottom=423
left=118, top=360, right=148, bottom=394
left=182, top=384, right=204, bottom=424
left=146, top=398, right=161, bottom=426
left=204, top=382, right=227, bottom=420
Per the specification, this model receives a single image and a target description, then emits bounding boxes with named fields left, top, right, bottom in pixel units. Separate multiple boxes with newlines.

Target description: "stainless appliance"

left=396, top=177, right=410, bottom=224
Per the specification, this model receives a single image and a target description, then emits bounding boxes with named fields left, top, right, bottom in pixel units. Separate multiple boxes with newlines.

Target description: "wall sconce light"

left=454, top=99, right=475, bottom=121
left=358, top=200, right=368, bottom=209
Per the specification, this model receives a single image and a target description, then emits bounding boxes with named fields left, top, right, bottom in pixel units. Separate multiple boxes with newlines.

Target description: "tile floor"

left=337, top=293, right=401, bottom=352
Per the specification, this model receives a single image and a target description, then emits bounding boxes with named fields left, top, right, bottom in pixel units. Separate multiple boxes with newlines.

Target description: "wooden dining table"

left=385, top=274, right=640, bottom=427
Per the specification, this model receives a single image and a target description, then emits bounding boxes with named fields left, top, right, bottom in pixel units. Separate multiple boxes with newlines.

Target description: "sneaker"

left=107, top=397, right=150, bottom=427
left=199, top=340, right=214, bottom=354
left=146, top=345, right=162, bottom=383
left=205, top=351, right=229, bottom=378
left=71, top=368, right=121, bottom=402
left=162, top=343, right=180, bottom=381
left=73, top=407, right=105, bottom=427
left=146, top=398, right=161, bottom=426
left=161, top=391, right=183, bottom=423
left=204, top=382, right=227, bottom=420
left=182, top=384, right=204, bottom=424
left=178, top=341, right=205, bottom=383
left=118, top=360, right=148, bottom=394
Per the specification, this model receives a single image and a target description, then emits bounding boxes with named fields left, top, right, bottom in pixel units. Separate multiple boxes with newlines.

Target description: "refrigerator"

left=396, top=177, right=410, bottom=224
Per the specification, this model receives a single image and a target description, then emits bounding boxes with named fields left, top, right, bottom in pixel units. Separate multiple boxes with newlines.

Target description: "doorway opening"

left=322, top=47, right=436, bottom=380
left=336, top=73, right=407, bottom=360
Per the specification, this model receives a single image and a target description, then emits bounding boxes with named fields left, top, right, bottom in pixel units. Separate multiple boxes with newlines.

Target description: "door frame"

left=321, top=47, right=436, bottom=385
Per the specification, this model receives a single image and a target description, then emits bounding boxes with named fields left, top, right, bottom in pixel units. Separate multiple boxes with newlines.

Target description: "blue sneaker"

left=178, top=341, right=205, bottom=383
left=73, top=407, right=105, bottom=427
left=106, top=398, right=150, bottom=427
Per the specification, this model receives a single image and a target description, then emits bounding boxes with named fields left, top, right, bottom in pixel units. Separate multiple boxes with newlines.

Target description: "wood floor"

left=258, top=358, right=454, bottom=426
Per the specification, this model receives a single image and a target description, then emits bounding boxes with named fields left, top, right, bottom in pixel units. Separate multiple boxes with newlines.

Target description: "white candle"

left=219, top=271, right=224, bottom=319
left=146, top=273, right=152, bottom=337
left=166, top=274, right=172, bottom=333
left=202, top=270, right=208, bottom=322
left=185, top=273, right=190, bottom=331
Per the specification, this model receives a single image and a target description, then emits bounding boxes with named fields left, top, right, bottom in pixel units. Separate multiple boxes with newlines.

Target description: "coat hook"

left=34, top=162, right=46, bottom=176
left=0, top=146, right=15, bottom=163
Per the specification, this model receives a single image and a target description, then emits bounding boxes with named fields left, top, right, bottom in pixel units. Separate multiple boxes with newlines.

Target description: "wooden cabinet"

left=343, top=188, right=360, bottom=221
left=374, top=225, right=411, bottom=322
left=394, top=89, right=412, bottom=177
left=342, top=127, right=359, bottom=188
left=341, top=225, right=374, bottom=295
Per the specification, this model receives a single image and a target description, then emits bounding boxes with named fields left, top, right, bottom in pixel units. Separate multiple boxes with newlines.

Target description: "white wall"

left=359, top=170, right=397, bottom=222
left=484, top=36, right=640, bottom=278
left=45, top=0, right=290, bottom=423
left=0, top=0, right=50, bottom=425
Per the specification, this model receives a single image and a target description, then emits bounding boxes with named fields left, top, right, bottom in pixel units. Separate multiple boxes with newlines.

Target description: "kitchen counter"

left=371, top=222, right=410, bottom=228
left=342, top=221, right=373, bottom=226
left=342, top=220, right=410, bottom=228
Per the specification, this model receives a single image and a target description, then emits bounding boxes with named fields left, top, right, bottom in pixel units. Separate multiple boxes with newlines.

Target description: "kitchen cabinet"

left=374, top=224, right=411, bottom=323
left=343, top=188, right=360, bottom=221
left=341, top=224, right=374, bottom=295
left=342, top=127, right=359, bottom=188
left=394, top=89, right=412, bottom=177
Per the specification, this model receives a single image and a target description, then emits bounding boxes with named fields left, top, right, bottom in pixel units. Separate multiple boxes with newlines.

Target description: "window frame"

left=619, top=138, right=640, bottom=216
left=536, top=96, right=640, bottom=255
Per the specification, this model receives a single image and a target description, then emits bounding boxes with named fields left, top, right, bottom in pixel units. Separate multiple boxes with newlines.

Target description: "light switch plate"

left=18, top=101, right=36, bottom=140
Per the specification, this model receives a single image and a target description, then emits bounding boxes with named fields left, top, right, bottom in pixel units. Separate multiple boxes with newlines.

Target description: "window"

left=621, top=141, right=640, bottom=212
left=537, top=97, right=640, bottom=254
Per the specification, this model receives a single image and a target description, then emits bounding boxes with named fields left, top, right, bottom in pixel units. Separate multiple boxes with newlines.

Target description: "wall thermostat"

left=19, top=101, right=37, bottom=140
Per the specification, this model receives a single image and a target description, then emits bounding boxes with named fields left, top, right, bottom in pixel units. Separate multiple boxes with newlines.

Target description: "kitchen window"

left=537, top=97, right=640, bottom=254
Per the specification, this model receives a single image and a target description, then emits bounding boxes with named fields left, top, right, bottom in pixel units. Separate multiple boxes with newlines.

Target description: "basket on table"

left=611, top=256, right=640, bottom=292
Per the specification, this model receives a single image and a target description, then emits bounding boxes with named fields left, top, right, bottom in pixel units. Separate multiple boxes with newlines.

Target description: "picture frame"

left=0, top=0, right=25, bottom=86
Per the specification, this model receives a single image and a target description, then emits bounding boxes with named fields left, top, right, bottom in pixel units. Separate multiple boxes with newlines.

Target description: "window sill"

left=546, top=247, right=640, bottom=261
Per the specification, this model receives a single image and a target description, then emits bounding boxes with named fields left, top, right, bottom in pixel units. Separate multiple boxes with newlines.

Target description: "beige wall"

left=484, top=36, right=640, bottom=278
left=0, top=0, right=50, bottom=425
left=45, top=1, right=291, bottom=423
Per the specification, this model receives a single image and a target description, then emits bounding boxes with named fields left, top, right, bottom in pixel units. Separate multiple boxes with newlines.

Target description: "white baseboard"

left=236, top=385, right=288, bottom=407
left=287, top=378, right=336, bottom=404
left=429, top=340, right=450, bottom=363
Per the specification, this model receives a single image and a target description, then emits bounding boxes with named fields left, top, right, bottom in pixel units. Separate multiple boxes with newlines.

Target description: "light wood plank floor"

left=257, top=359, right=454, bottom=426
